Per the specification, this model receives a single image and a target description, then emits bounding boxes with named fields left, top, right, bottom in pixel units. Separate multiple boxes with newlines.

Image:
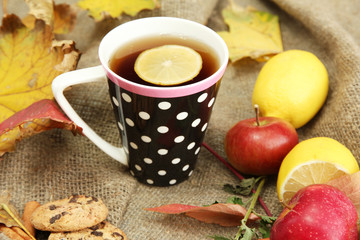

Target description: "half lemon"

left=134, top=45, right=202, bottom=86
left=277, top=137, right=359, bottom=204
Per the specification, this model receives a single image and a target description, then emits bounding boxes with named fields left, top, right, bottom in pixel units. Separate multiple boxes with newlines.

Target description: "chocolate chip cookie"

left=48, top=221, right=127, bottom=240
left=30, top=195, right=108, bottom=232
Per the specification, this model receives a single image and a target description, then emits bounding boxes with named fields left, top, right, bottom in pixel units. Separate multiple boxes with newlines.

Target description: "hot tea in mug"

left=52, top=17, right=229, bottom=186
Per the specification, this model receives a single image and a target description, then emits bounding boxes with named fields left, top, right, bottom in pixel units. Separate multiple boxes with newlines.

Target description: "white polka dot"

left=201, top=123, right=207, bottom=131
left=158, top=101, right=171, bottom=110
left=169, top=179, right=177, bottom=185
left=130, top=142, right=138, bottom=149
left=117, top=122, right=124, bottom=131
left=125, top=118, right=134, bottom=127
left=144, top=158, right=153, bottom=164
left=187, top=142, right=195, bottom=150
left=201, top=123, right=208, bottom=132
left=188, top=170, right=193, bottom=176
left=141, top=136, right=151, bottom=143
left=135, top=164, right=142, bottom=171
left=182, top=164, right=190, bottom=171
left=158, top=149, right=168, bottom=155
left=112, top=96, right=119, bottom=106
left=198, top=93, right=208, bottom=103
left=172, top=158, right=181, bottom=164
left=122, top=93, right=132, bottom=102
left=177, top=112, right=188, bottom=120
left=158, top=170, right=167, bottom=176
left=208, top=97, right=215, bottom=107
left=130, top=170, right=135, bottom=176
left=192, top=118, right=201, bottom=127
left=146, top=179, right=154, bottom=184
left=174, top=136, right=185, bottom=143
left=195, top=147, right=201, bottom=155
left=139, top=111, right=150, bottom=120
left=157, top=126, right=169, bottom=134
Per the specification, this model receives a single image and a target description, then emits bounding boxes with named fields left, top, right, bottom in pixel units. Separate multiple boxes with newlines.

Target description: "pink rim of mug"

left=99, top=17, right=229, bottom=98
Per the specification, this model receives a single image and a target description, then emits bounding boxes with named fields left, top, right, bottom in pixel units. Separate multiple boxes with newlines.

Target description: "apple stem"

left=201, top=142, right=272, bottom=217
left=254, top=104, right=260, bottom=126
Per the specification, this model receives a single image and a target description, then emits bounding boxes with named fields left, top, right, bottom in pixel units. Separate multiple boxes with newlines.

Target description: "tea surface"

left=109, top=35, right=219, bottom=87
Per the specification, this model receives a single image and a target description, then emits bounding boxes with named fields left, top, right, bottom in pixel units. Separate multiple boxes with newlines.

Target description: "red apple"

left=224, top=106, right=298, bottom=175
left=270, top=184, right=358, bottom=240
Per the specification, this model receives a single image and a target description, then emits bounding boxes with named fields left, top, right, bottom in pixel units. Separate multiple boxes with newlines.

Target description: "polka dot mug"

left=52, top=17, right=229, bottom=186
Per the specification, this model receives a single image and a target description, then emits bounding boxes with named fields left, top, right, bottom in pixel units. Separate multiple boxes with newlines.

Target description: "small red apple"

left=224, top=105, right=298, bottom=175
left=270, top=184, right=358, bottom=240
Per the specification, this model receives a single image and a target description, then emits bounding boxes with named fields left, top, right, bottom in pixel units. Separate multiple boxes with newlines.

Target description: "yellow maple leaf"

left=0, top=14, right=80, bottom=123
left=77, top=0, right=160, bottom=21
left=217, top=2, right=283, bottom=62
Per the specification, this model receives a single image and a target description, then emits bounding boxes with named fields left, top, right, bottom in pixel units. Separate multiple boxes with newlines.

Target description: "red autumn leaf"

left=145, top=203, right=260, bottom=227
left=327, top=171, right=360, bottom=217
left=0, top=99, right=82, bottom=157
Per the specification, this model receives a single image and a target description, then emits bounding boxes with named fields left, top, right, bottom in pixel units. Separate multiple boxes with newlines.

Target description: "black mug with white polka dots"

left=52, top=17, right=229, bottom=186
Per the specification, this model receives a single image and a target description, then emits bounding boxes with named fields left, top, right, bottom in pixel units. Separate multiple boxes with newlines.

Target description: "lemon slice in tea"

left=134, top=45, right=203, bottom=86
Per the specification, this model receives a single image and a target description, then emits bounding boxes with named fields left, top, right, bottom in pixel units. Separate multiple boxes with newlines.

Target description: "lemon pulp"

left=134, top=45, right=202, bottom=86
left=277, top=137, right=359, bottom=204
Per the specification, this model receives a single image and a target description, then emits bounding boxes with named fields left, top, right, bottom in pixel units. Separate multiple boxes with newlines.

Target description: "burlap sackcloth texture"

left=1, top=0, right=360, bottom=239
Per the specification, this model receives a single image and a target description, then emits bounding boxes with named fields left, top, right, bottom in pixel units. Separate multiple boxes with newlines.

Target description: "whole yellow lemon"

left=252, top=50, right=329, bottom=128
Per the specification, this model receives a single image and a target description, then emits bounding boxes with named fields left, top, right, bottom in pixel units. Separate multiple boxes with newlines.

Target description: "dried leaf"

left=0, top=191, right=36, bottom=240
left=22, top=3, right=77, bottom=34
left=53, top=3, right=78, bottom=34
left=0, top=14, right=80, bottom=123
left=0, top=99, right=82, bottom=157
left=145, top=203, right=260, bottom=227
left=24, top=0, right=54, bottom=26
left=327, top=171, right=360, bottom=217
left=217, top=2, right=283, bottom=62
left=77, top=0, right=160, bottom=21
left=0, top=191, right=21, bottom=228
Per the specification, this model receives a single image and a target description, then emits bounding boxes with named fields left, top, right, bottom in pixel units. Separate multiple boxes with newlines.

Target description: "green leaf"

left=223, top=178, right=256, bottom=196
left=254, top=212, right=277, bottom=238
left=208, top=235, right=232, bottom=240
left=226, top=196, right=245, bottom=206
left=253, top=211, right=277, bottom=223
left=238, top=222, right=255, bottom=240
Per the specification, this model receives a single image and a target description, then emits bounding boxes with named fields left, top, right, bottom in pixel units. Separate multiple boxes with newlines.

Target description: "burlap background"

left=1, top=0, right=360, bottom=239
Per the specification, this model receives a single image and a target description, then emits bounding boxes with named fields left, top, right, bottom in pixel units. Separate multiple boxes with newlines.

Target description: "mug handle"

left=51, top=65, right=128, bottom=166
